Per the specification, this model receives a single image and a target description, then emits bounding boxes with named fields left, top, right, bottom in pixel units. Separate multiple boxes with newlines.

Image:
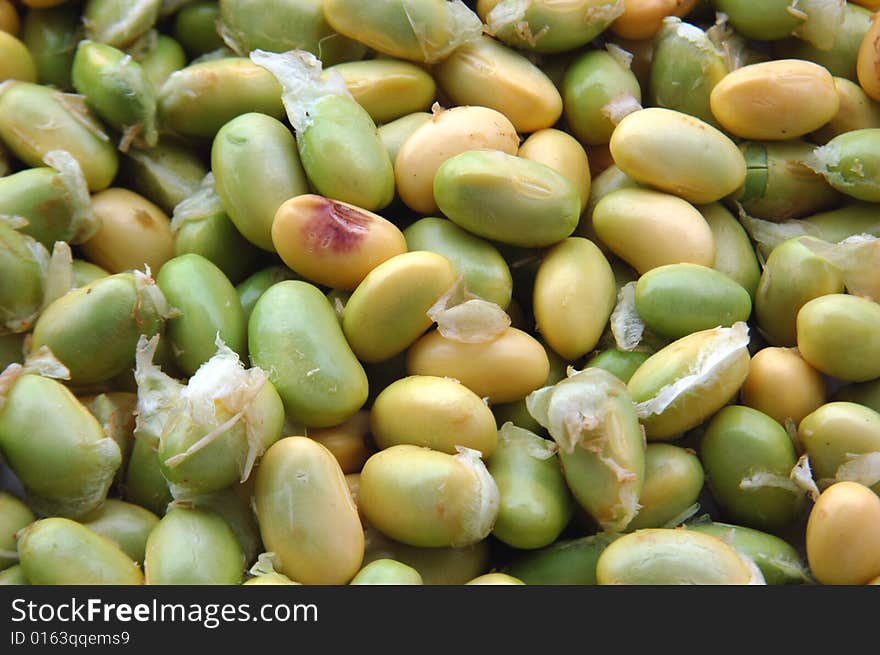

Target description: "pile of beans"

left=2, top=0, right=880, bottom=586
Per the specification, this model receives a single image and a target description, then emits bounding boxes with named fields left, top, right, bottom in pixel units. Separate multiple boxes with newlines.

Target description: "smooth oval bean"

left=255, top=436, right=364, bottom=585
left=710, top=59, right=840, bottom=140
left=433, top=35, right=562, bottom=133
left=434, top=150, right=581, bottom=248
left=466, top=572, right=524, bottom=585
left=330, top=59, right=436, bottom=124
left=407, top=327, right=550, bottom=404
left=812, top=77, right=880, bottom=143
left=505, top=533, right=616, bottom=585
left=488, top=423, right=573, bottom=550
left=272, top=194, right=406, bottom=291
left=359, top=444, right=499, bottom=548
left=371, top=376, right=498, bottom=457
left=157, top=253, right=247, bottom=376
left=596, top=528, right=764, bottom=584
left=533, top=237, right=616, bottom=360
left=611, top=0, right=700, bottom=40
left=592, top=187, right=715, bottom=274
left=627, top=444, right=703, bottom=531
left=173, top=0, right=224, bottom=57
left=585, top=349, right=651, bottom=384
left=857, top=10, right=880, bottom=102
left=0, top=565, right=28, bottom=585
left=135, top=33, right=187, bottom=90
left=211, top=112, right=309, bottom=252
left=20, top=5, right=80, bottom=90
left=296, top=92, right=395, bottom=212
left=701, top=405, right=805, bottom=531
left=377, top=111, right=431, bottom=166
left=634, top=263, right=752, bottom=339
left=236, top=265, right=299, bottom=322
left=740, top=347, right=826, bottom=426
left=394, top=105, right=519, bottom=214
left=0, top=222, right=47, bottom=336
left=362, top=527, right=490, bottom=585
left=0, top=31, right=37, bottom=82
left=124, top=438, right=171, bottom=517
left=144, top=507, right=244, bottom=585
left=18, top=517, right=143, bottom=585
left=806, top=481, right=880, bottom=585
left=609, top=107, right=746, bottom=204
left=796, top=293, right=880, bottom=382
left=248, top=280, right=368, bottom=427
left=343, top=251, right=457, bottom=363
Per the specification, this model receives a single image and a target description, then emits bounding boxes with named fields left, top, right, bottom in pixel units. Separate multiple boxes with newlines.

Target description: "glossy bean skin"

left=157, top=254, right=247, bottom=376
left=806, top=481, right=880, bottom=585
left=407, top=327, right=550, bottom=404
left=627, top=444, right=704, bottom=531
left=593, top=188, right=715, bottom=275
left=797, top=294, right=880, bottom=382
left=271, top=194, right=406, bottom=292
left=701, top=406, right=805, bottom=531
left=144, top=508, right=244, bottom=585
left=255, top=437, right=364, bottom=585
left=609, top=107, right=746, bottom=204
left=358, top=445, right=499, bottom=548
left=248, top=280, right=368, bottom=427
left=533, top=237, right=616, bottom=360
left=634, top=264, right=752, bottom=339
left=350, top=559, right=423, bottom=585
left=740, top=347, right=826, bottom=426
left=488, top=423, right=573, bottom=550
left=371, top=376, right=498, bottom=457
left=212, top=112, right=309, bottom=252
left=596, top=528, right=764, bottom=584
left=342, top=251, right=457, bottom=364
left=18, top=517, right=144, bottom=585
left=434, top=150, right=581, bottom=248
